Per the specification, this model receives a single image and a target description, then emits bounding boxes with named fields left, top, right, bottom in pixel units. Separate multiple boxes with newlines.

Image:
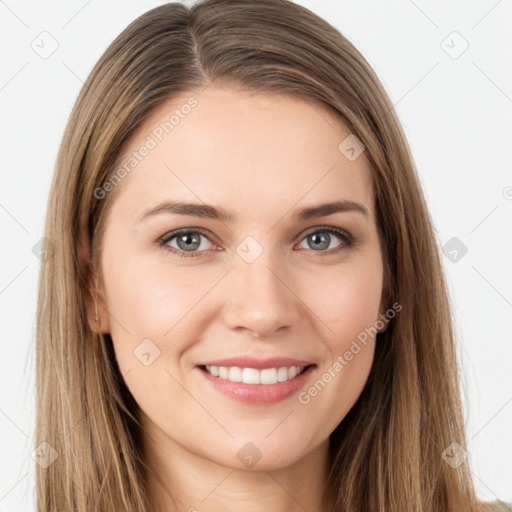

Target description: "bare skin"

left=80, top=85, right=388, bottom=511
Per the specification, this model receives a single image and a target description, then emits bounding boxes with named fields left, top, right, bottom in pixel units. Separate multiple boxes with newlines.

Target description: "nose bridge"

left=222, top=242, right=300, bottom=337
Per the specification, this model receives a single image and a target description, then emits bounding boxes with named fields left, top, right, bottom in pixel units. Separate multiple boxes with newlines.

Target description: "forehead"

left=110, top=86, right=375, bottom=223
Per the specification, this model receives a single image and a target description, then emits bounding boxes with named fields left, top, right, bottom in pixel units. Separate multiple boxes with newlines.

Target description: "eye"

left=296, top=226, right=353, bottom=254
left=158, top=228, right=216, bottom=258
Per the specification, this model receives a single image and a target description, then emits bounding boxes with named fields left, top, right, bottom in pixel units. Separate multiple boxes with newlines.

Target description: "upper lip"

left=197, top=357, right=314, bottom=370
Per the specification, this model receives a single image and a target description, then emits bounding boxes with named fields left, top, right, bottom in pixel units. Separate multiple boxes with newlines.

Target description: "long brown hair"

left=35, top=0, right=483, bottom=510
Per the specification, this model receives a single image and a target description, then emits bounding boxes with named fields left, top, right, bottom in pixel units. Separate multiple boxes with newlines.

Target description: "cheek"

left=293, top=261, right=381, bottom=423
left=101, top=256, right=222, bottom=369
left=101, top=260, right=201, bottom=415
left=103, top=250, right=200, bottom=327
left=301, top=259, right=383, bottom=348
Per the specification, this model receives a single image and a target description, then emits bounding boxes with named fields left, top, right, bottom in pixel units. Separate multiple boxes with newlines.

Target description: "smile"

left=197, top=361, right=316, bottom=405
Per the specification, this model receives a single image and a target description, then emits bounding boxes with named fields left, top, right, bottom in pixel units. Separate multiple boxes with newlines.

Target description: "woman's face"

left=92, top=86, right=386, bottom=471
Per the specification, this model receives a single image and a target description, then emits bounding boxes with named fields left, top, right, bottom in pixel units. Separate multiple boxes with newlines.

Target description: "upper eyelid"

left=158, top=227, right=215, bottom=245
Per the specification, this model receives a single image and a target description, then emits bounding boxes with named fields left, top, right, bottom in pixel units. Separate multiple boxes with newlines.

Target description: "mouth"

left=196, top=361, right=316, bottom=405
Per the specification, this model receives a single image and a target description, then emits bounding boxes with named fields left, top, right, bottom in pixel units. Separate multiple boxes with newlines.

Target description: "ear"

left=77, top=229, right=111, bottom=334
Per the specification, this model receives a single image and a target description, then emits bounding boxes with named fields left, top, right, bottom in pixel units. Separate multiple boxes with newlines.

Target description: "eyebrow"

left=137, top=199, right=369, bottom=224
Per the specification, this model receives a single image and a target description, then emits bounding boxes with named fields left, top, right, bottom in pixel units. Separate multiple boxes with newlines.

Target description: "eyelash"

left=157, top=226, right=355, bottom=259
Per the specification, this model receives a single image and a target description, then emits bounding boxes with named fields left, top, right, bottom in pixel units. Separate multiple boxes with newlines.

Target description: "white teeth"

left=260, top=368, right=277, bottom=385
left=243, top=367, right=260, bottom=384
left=277, top=367, right=288, bottom=382
left=204, top=365, right=306, bottom=384
left=228, top=366, right=243, bottom=382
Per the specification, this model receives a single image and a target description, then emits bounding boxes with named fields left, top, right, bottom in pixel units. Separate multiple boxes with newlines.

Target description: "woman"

left=35, top=0, right=503, bottom=510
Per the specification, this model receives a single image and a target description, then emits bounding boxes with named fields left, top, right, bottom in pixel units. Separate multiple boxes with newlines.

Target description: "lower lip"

left=197, top=365, right=316, bottom=405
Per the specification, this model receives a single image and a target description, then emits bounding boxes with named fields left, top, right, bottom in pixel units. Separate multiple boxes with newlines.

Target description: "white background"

left=1, top=0, right=511, bottom=509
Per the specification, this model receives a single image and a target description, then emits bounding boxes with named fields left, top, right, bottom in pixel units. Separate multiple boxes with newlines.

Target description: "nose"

left=221, top=252, right=302, bottom=339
